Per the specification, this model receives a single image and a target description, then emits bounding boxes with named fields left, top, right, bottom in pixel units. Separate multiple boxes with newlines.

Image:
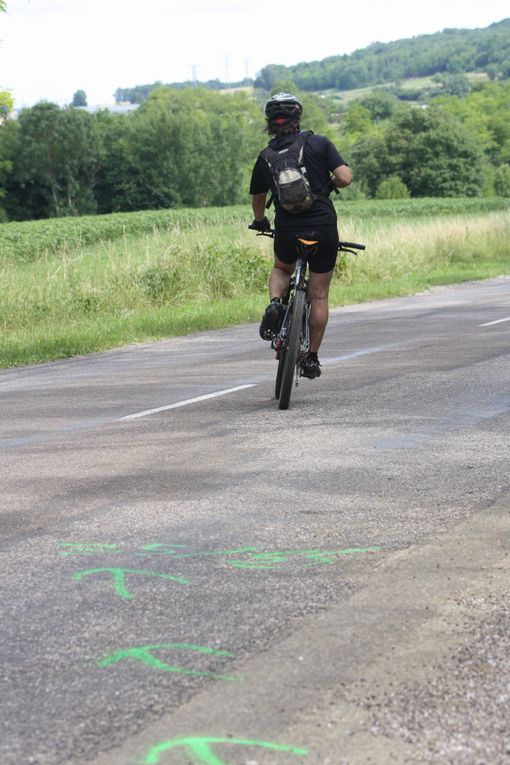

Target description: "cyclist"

left=249, top=92, right=352, bottom=379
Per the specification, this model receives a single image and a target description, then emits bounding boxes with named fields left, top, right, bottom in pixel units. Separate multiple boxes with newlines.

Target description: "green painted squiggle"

left=72, top=568, right=189, bottom=600
left=98, top=643, right=240, bottom=681
left=143, top=736, right=308, bottom=765
left=139, top=544, right=187, bottom=553
left=228, top=546, right=383, bottom=569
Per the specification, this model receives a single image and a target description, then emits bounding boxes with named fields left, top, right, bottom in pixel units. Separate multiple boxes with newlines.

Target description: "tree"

left=0, top=117, right=16, bottom=220
left=390, top=108, right=487, bottom=197
left=358, top=92, right=400, bottom=121
left=352, top=104, right=488, bottom=198
left=71, top=90, right=87, bottom=107
left=9, top=103, right=102, bottom=218
left=351, top=133, right=391, bottom=197
left=343, top=103, right=374, bottom=138
left=93, top=86, right=263, bottom=214
left=434, top=73, right=470, bottom=97
left=254, top=65, right=292, bottom=91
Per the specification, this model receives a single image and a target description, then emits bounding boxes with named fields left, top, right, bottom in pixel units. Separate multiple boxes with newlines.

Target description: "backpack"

left=260, top=131, right=314, bottom=214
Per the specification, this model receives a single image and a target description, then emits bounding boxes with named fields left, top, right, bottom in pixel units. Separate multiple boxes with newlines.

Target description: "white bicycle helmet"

left=265, top=92, right=303, bottom=121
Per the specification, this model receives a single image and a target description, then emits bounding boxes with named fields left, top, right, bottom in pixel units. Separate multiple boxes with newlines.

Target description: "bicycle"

left=256, top=231, right=365, bottom=410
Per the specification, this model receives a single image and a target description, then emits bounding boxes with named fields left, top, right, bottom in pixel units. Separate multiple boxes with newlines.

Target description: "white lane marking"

left=323, top=342, right=405, bottom=365
left=480, top=316, right=510, bottom=327
left=119, top=384, right=256, bottom=421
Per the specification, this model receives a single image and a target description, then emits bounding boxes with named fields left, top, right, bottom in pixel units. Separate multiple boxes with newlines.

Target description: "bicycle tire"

left=278, top=289, right=306, bottom=410
left=275, top=351, right=285, bottom=399
left=275, top=294, right=291, bottom=399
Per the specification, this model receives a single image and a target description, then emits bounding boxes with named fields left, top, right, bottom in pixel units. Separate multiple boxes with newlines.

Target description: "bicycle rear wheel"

left=278, top=289, right=305, bottom=410
left=274, top=348, right=285, bottom=399
left=275, top=351, right=285, bottom=399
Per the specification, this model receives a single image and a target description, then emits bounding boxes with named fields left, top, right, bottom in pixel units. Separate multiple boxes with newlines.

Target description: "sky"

left=0, top=0, right=509, bottom=108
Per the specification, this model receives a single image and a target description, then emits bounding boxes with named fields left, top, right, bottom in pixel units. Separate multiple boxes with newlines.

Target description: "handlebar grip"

left=339, top=241, right=366, bottom=251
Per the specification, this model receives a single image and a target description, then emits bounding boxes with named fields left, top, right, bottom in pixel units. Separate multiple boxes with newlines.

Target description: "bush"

left=137, top=260, right=183, bottom=303
left=375, top=176, right=411, bottom=199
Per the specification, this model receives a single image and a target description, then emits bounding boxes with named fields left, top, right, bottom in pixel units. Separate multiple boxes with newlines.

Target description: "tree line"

left=0, top=79, right=509, bottom=222
left=115, top=79, right=254, bottom=104
left=0, top=89, right=265, bottom=220
left=0, top=88, right=335, bottom=221
left=255, top=19, right=510, bottom=92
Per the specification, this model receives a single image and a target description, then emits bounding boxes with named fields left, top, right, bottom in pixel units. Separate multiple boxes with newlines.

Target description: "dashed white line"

left=480, top=316, right=510, bottom=327
left=119, top=384, right=256, bottom=421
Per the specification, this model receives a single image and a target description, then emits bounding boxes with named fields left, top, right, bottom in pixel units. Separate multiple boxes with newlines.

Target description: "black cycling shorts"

left=274, top=225, right=339, bottom=274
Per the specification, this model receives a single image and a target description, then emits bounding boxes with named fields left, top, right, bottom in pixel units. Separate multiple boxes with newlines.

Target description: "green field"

left=320, top=71, right=490, bottom=106
left=1, top=198, right=509, bottom=368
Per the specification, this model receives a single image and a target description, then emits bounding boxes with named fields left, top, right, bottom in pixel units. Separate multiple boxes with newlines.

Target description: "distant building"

left=76, top=102, right=140, bottom=114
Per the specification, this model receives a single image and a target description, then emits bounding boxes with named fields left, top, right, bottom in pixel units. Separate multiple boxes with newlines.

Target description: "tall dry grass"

left=339, top=212, right=510, bottom=285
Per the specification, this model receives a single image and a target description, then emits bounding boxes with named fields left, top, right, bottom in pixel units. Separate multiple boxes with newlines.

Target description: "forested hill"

left=255, top=18, right=510, bottom=92
left=116, top=19, right=510, bottom=102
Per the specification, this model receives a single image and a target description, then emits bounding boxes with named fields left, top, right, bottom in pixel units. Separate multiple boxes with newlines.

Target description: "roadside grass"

left=1, top=202, right=509, bottom=368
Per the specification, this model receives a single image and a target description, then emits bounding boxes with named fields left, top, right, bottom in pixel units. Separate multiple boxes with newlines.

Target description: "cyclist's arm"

left=251, top=192, right=268, bottom=221
left=332, top=164, right=353, bottom=188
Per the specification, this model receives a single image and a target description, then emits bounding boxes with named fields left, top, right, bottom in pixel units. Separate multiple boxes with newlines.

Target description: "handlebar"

left=253, top=230, right=365, bottom=252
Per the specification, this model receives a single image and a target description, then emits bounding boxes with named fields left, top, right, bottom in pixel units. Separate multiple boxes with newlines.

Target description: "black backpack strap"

left=259, top=146, right=276, bottom=209
left=292, top=130, right=312, bottom=166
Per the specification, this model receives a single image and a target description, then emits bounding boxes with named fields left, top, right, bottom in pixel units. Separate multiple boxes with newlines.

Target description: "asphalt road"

left=1, top=278, right=509, bottom=765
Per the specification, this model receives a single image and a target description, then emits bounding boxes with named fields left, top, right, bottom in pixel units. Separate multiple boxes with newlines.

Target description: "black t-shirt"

left=249, top=131, right=347, bottom=229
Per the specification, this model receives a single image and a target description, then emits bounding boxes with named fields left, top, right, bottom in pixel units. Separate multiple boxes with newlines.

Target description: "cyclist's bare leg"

left=268, top=257, right=295, bottom=300
left=308, top=269, right=334, bottom=353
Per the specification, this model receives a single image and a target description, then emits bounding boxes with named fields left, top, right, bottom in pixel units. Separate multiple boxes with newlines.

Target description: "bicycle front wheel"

left=278, top=289, right=306, bottom=410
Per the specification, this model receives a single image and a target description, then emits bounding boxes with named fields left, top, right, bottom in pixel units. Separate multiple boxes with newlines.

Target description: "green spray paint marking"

left=59, top=542, right=121, bottom=556
left=139, top=544, right=188, bottom=553
left=143, top=736, right=308, bottom=765
left=227, top=546, right=383, bottom=569
left=61, top=541, right=382, bottom=570
left=98, top=643, right=241, bottom=682
left=72, top=568, right=189, bottom=600
left=137, top=544, right=257, bottom=559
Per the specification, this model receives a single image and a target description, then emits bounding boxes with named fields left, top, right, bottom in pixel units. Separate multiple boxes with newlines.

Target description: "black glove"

left=249, top=216, right=271, bottom=232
